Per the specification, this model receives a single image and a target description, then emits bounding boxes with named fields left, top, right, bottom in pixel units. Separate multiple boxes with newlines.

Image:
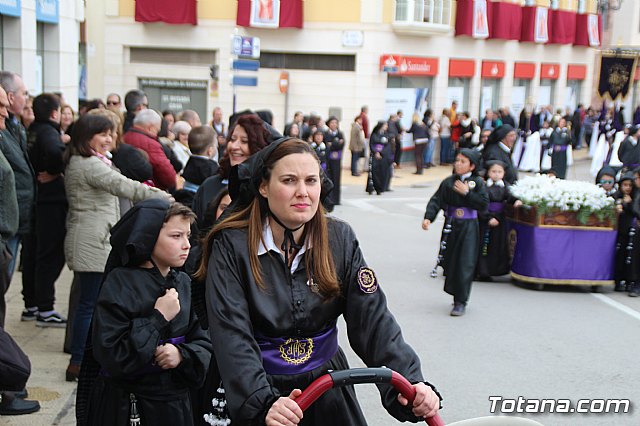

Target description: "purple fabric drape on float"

left=509, top=221, right=616, bottom=282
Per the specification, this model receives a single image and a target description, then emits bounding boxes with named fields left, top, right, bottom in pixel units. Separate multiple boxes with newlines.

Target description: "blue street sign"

left=232, top=76, right=258, bottom=87
left=232, top=59, right=260, bottom=72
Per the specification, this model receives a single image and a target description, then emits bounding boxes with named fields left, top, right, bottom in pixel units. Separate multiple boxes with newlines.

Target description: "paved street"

left=3, top=153, right=640, bottom=425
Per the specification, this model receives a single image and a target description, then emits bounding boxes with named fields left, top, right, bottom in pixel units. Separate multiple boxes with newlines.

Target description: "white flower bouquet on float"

left=509, top=175, right=616, bottom=228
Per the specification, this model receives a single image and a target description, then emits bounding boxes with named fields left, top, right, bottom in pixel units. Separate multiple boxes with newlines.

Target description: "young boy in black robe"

left=422, top=148, right=489, bottom=316
left=77, top=199, right=211, bottom=426
left=175, top=126, right=219, bottom=206
left=476, top=161, right=522, bottom=280
left=614, top=172, right=636, bottom=293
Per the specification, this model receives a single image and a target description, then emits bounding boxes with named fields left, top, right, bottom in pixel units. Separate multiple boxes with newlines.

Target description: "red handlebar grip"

left=390, top=372, right=445, bottom=426
left=296, top=369, right=444, bottom=426
left=295, top=374, right=334, bottom=412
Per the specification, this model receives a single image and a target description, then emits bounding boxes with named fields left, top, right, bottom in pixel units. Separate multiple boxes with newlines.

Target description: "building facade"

left=86, top=0, right=600, bottom=133
left=0, top=0, right=82, bottom=106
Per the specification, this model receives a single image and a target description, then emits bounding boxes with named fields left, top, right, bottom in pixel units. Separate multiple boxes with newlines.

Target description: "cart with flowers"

left=507, top=175, right=617, bottom=290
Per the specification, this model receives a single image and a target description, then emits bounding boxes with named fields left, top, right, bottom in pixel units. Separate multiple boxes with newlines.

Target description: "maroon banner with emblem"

left=135, top=0, right=197, bottom=25
left=237, top=0, right=303, bottom=29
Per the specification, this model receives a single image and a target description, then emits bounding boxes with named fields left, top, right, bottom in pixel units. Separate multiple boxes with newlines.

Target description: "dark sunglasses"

left=599, top=180, right=614, bottom=185
left=106, top=101, right=120, bottom=106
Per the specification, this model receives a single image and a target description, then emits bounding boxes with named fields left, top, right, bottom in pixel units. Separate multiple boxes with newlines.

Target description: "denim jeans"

left=440, top=136, right=452, bottom=164
left=5, top=235, right=21, bottom=283
left=70, top=272, right=103, bottom=364
left=424, top=138, right=436, bottom=165
left=351, top=150, right=363, bottom=175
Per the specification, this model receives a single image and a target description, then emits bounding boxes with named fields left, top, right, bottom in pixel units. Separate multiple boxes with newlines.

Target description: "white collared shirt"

left=258, top=220, right=310, bottom=274
left=460, top=172, right=472, bottom=181
left=498, top=142, right=511, bottom=154
left=487, top=179, right=505, bottom=187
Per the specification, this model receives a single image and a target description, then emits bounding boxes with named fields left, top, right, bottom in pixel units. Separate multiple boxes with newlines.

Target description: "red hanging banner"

left=489, top=1, right=521, bottom=41
left=237, top=0, right=303, bottom=29
left=135, top=0, right=197, bottom=25
left=549, top=9, right=577, bottom=44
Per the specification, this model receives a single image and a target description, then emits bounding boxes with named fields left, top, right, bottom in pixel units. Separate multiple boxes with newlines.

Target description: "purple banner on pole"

left=508, top=220, right=616, bottom=283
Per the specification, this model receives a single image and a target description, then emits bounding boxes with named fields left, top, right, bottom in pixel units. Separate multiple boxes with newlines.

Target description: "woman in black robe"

left=193, top=114, right=275, bottom=228
left=476, top=161, right=520, bottom=279
left=76, top=199, right=211, bottom=426
left=549, top=118, right=572, bottom=179
left=422, top=149, right=489, bottom=316
left=196, top=138, right=441, bottom=425
left=366, top=120, right=392, bottom=195
left=324, top=116, right=345, bottom=205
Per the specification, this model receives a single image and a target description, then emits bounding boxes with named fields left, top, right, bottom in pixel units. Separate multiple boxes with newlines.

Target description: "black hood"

left=104, top=198, right=171, bottom=276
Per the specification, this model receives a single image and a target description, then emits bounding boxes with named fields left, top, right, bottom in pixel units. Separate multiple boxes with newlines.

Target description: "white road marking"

left=591, top=293, right=640, bottom=322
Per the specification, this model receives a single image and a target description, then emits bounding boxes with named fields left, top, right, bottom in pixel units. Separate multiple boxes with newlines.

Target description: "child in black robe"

left=423, top=148, right=489, bottom=316
left=476, top=161, right=522, bottom=280
left=175, top=126, right=219, bottom=207
left=614, top=173, right=636, bottom=292
left=77, top=200, right=211, bottom=426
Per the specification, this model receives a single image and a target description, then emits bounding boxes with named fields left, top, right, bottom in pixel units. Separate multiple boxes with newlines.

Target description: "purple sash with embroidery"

left=373, top=144, right=384, bottom=153
left=447, top=206, right=478, bottom=220
left=554, top=145, right=568, bottom=152
left=488, top=202, right=505, bottom=213
left=256, top=327, right=338, bottom=375
left=329, top=151, right=342, bottom=160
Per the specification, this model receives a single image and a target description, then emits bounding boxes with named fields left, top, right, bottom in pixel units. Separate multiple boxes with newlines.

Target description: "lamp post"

left=597, top=0, right=623, bottom=13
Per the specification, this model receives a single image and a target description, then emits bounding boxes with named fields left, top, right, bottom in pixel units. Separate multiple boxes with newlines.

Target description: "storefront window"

left=539, top=79, right=556, bottom=107
left=565, top=80, right=582, bottom=111
left=480, top=79, right=501, bottom=118
left=447, top=77, right=470, bottom=112
left=512, top=79, right=531, bottom=120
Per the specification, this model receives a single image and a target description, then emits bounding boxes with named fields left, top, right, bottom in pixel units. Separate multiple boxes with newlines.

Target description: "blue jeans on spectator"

left=440, top=136, right=452, bottom=164
left=424, top=138, right=436, bottom=166
left=351, top=150, right=363, bottom=175
left=5, top=235, right=21, bottom=283
left=70, top=272, right=103, bottom=365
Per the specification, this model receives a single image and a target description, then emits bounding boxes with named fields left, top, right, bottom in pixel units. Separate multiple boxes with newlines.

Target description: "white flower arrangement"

left=510, top=175, right=616, bottom=223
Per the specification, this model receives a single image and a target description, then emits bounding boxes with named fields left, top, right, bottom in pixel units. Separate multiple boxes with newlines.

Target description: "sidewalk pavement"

left=0, top=147, right=592, bottom=425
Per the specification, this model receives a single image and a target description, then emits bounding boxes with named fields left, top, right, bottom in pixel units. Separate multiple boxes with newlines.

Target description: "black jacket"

left=182, top=157, right=219, bottom=186
left=0, top=115, right=35, bottom=235
left=111, top=143, right=153, bottom=183
left=27, top=119, right=66, bottom=204
left=482, top=143, right=518, bottom=184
